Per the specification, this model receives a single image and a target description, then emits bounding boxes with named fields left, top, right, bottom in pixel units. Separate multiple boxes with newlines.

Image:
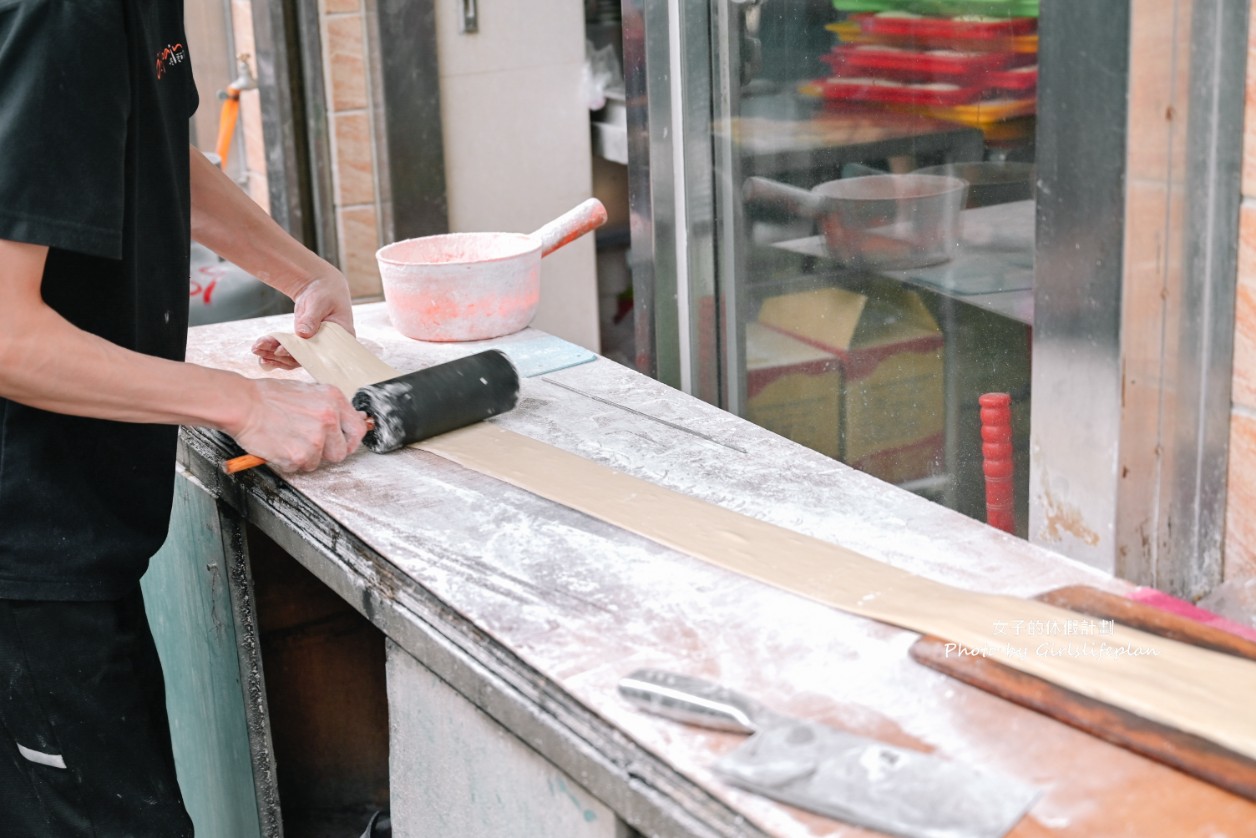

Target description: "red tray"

left=815, top=77, right=986, bottom=106
left=988, top=64, right=1038, bottom=93
left=824, top=45, right=1018, bottom=82
left=861, top=13, right=1038, bottom=41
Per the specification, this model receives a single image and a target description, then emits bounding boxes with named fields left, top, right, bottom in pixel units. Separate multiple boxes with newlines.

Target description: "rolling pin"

left=222, top=349, right=520, bottom=474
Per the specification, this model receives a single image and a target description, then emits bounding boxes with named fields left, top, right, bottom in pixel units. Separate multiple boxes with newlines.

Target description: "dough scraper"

left=619, top=669, right=1039, bottom=838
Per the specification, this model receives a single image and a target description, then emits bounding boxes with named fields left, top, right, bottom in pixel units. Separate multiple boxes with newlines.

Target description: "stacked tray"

left=810, top=5, right=1038, bottom=135
left=833, top=0, right=1038, bottom=16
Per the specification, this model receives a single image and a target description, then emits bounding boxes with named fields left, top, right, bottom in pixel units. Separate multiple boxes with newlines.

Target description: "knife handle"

left=617, top=669, right=763, bottom=734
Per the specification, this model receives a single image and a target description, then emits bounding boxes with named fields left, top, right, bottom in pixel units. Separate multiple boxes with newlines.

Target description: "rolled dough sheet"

left=273, top=325, right=1256, bottom=764
left=274, top=323, right=398, bottom=397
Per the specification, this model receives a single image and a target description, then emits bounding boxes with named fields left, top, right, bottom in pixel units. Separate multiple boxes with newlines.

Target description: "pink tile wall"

left=320, top=0, right=383, bottom=299
left=1227, top=21, right=1256, bottom=582
left=1227, top=411, right=1256, bottom=581
left=325, top=15, right=369, bottom=112
left=225, top=0, right=383, bottom=298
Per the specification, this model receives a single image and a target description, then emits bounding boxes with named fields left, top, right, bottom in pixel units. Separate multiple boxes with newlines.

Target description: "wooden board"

left=910, top=585, right=1256, bottom=803
left=144, top=474, right=270, bottom=838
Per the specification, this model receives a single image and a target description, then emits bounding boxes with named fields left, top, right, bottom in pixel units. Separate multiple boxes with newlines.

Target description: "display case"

left=620, top=0, right=1246, bottom=592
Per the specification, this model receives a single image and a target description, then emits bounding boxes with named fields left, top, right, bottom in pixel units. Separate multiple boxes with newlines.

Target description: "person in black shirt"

left=0, top=1, right=368, bottom=833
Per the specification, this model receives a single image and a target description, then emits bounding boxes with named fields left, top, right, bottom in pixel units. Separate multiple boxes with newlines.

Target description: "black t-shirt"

left=0, top=0, right=198, bottom=600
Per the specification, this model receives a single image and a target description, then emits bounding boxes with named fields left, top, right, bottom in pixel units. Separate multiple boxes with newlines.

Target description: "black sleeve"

left=0, top=0, right=129, bottom=259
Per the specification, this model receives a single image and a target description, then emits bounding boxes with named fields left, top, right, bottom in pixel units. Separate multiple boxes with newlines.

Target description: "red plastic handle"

left=979, top=393, right=1015, bottom=534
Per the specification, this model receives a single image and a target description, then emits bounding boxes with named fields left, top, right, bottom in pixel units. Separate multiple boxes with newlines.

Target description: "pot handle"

left=533, top=198, right=609, bottom=258
left=742, top=176, right=826, bottom=220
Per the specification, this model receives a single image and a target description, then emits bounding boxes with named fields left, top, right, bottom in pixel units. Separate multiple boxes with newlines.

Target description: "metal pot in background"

left=913, top=161, right=1035, bottom=209
left=744, top=173, right=969, bottom=271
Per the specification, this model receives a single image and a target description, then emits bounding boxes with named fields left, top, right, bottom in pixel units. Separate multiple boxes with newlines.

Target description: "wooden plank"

left=143, top=471, right=266, bottom=838
left=1036, top=585, right=1256, bottom=659
left=909, top=585, right=1256, bottom=803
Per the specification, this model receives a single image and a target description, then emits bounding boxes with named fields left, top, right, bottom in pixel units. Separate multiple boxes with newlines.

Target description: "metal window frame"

left=1030, top=0, right=1247, bottom=594
left=626, top=0, right=1249, bottom=594
left=622, top=0, right=679, bottom=386
left=250, top=0, right=311, bottom=243
left=292, top=0, right=338, bottom=264
left=249, top=0, right=450, bottom=263
left=368, top=0, right=449, bottom=243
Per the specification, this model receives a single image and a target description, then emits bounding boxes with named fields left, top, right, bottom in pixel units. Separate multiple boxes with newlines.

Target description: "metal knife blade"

left=618, top=668, right=770, bottom=733
left=618, top=670, right=1039, bottom=838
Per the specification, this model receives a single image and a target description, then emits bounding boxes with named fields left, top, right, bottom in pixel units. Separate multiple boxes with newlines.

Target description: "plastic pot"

left=376, top=198, right=607, bottom=342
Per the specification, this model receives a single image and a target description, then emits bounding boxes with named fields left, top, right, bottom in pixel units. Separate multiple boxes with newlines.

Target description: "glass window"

left=617, top=0, right=1243, bottom=578
left=712, top=1, right=1037, bottom=534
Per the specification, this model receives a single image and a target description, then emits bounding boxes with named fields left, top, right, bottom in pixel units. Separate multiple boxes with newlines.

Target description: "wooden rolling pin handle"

left=221, top=417, right=376, bottom=475
left=223, top=454, right=267, bottom=474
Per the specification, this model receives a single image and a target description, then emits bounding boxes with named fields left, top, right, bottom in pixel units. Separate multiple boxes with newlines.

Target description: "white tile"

left=533, top=236, right=600, bottom=351
left=440, top=64, right=592, bottom=230
left=438, top=62, right=598, bottom=349
left=434, top=0, right=585, bottom=77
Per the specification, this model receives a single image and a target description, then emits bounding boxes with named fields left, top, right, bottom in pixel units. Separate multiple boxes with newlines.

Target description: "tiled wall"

left=430, top=3, right=599, bottom=349
left=185, top=0, right=230, bottom=161
left=197, top=0, right=383, bottom=294
left=319, top=0, right=385, bottom=299
left=1226, top=16, right=1256, bottom=583
left=184, top=0, right=267, bottom=211
left=219, top=0, right=596, bottom=345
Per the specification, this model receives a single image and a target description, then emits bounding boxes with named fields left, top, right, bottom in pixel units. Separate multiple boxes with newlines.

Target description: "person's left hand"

left=252, top=272, right=355, bottom=370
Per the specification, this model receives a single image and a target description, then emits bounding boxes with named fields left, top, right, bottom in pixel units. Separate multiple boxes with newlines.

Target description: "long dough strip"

left=275, top=324, right=1256, bottom=763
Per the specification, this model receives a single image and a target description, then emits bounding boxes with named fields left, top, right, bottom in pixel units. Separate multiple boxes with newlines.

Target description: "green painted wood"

left=143, top=471, right=264, bottom=838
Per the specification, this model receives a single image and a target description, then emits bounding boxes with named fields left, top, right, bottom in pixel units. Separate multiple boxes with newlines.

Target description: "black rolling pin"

left=222, top=350, right=520, bottom=473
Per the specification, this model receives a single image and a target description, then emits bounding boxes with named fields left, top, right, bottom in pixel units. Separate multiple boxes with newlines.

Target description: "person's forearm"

left=188, top=147, right=335, bottom=299
left=0, top=274, right=253, bottom=434
left=0, top=307, right=255, bottom=433
left=0, top=239, right=366, bottom=472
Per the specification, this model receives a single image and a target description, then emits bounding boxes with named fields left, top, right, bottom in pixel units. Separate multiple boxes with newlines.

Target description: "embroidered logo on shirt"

left=155, top=43, right=186, bottom=79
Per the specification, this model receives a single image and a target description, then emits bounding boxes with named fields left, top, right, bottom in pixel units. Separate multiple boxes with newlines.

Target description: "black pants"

left=0, top=589, right=193, bottom=836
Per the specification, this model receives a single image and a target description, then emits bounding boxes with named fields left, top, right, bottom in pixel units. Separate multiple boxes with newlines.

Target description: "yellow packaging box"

left=757, top=286, right=945, bottom=484
left=746, top=323, right=843, bottom=459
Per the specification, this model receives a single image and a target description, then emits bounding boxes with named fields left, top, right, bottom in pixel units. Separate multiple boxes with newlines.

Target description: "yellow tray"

left=826, top=22, right=1037, bottom=53
left=914, top=96, right=1036, bottom=124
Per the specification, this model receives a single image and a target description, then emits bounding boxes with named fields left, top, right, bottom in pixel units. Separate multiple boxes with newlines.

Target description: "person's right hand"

left=229, top=378, right=369, bottom=473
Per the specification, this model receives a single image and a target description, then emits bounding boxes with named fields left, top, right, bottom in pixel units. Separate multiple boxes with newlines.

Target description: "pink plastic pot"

left=376, top=199, right=608, bottom=342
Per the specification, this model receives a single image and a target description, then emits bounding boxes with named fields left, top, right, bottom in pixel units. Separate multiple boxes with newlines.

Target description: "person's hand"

left=252, top=272, right=355, bottom=371
left=230, top=377, right=368, bottom=473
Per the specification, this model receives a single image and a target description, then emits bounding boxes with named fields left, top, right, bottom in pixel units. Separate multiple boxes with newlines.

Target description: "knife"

left=619, top=669, right=1039, bottom=838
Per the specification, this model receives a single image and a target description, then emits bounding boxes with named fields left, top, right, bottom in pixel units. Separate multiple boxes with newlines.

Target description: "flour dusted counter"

left=143, top=303, right=1256, bottom=838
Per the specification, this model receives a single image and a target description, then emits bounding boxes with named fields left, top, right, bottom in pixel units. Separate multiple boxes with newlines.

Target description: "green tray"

left=833, top=0, right=1038, bottom=17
